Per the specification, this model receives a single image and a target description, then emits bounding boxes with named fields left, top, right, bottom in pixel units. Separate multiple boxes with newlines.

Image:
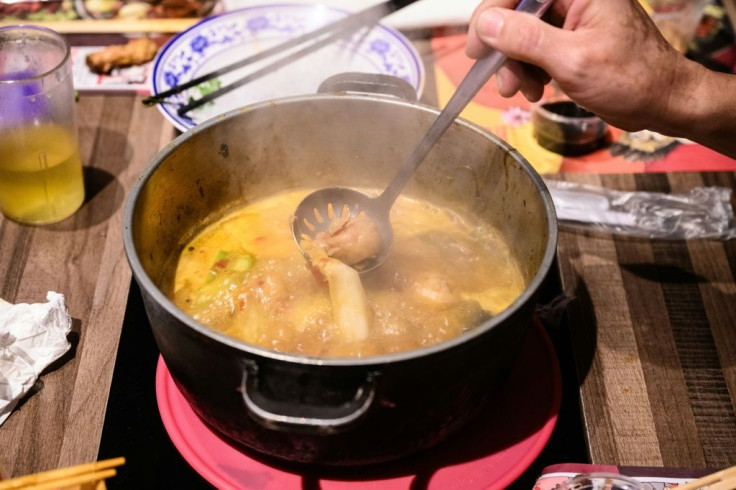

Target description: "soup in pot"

left=171, top=189, right=525, bottom=357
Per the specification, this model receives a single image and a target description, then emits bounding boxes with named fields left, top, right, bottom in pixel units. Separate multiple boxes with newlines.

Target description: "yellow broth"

left=172, top=189, right=525, bottom=357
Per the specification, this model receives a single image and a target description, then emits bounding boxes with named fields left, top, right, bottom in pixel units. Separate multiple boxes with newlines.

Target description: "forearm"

left=657, top=57, right=736, bottom=159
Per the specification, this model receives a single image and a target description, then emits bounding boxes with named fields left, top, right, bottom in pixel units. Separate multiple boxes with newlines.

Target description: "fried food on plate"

left=85, top=37, right=158, bottom=75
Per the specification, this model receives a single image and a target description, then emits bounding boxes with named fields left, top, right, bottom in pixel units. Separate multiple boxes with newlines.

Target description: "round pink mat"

left=156, top=318, right=561, bottom=490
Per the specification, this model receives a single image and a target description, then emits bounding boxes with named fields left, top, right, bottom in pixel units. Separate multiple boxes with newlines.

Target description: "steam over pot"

left=123, top=84, right=558, bottom=465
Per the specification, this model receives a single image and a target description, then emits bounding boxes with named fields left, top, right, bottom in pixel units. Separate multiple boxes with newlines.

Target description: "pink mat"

left=156, top=318, right=561, bottom=490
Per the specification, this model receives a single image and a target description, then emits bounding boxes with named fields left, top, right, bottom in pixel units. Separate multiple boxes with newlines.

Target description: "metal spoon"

left=292, top=0, right=552, bottom=273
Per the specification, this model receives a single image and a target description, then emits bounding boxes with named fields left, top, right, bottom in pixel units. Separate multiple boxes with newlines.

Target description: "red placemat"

left=156, top=318, right=561, bottom=490
left=430, top=10, right=736, bottom=174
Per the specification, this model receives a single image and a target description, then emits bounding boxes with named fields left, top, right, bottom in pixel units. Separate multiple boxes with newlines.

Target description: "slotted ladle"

left=292, top=0, right=552, bottom=273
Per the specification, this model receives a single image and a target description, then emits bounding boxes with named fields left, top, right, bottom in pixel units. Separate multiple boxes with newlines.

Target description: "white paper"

left=71, top=46, right=153, bottom=94
left=0, top=292, right=72, bottom=426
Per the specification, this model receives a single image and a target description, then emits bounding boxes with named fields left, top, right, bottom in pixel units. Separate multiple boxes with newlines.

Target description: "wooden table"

left=0, top=94, right=176, bottom=478
left=2, top=62, right=736, bottom=484
left=553, top=171, right=736, bottom=470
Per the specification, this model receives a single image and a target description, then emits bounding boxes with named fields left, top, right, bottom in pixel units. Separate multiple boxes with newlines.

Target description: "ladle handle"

left=378, top=0, right=552, bottom=208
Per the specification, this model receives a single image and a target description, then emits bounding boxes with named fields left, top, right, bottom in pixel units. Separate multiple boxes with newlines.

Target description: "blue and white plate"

left=151, top=3, right=425, bottom=132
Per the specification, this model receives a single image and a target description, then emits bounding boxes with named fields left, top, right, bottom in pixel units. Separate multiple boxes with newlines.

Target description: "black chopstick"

left=143, top=0, right=419, bottom=109
left=174, top=10, right=381, bottom=115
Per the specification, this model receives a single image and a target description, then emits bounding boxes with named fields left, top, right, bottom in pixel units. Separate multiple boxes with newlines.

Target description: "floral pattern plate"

left=151, top=3, right=425, bottom=132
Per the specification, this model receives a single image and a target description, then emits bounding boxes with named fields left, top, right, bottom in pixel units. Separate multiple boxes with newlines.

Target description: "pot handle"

left=317, top=72, right=418, bottom=102
left=241, top=360, right=379, bottom=433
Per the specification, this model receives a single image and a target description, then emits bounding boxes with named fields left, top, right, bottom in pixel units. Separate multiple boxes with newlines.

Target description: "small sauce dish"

left=532, top=100, right=609, bottom=156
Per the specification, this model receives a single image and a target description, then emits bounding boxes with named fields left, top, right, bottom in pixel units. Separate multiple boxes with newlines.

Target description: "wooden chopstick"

left=0, top=457, right=124, bottom=489
left=675, top=465, right=736, bottom=490
left=0, top=18, right=199, bottom=34
left=144, top=0, right=420, bottom=113
left=19, top=469, right=116, bottom=490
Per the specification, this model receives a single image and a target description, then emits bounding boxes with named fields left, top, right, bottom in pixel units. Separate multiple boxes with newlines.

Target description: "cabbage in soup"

left=172, top=189, right=525, bottom=358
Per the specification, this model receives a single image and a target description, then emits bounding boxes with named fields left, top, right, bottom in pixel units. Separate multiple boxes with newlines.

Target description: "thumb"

left=474, top=7, right=564, bottom=74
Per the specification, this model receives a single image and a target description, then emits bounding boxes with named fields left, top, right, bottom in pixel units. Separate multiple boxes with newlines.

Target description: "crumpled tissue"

left=0, top=292, right=72, bottom=426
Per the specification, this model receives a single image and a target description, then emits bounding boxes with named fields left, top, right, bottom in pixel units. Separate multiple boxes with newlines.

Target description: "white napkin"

left=381, top=0, right=478, bottom=30
left=0, top=292, right=72, bottom=426
left=219, top=0, right=478, bottom=30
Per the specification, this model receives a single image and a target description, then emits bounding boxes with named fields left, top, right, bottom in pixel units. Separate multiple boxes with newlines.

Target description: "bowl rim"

left=149, top=2, right=426, bottom=133
left=533, top=99, right=606, bottom=125
left=123, top=92, right=559, bottom=367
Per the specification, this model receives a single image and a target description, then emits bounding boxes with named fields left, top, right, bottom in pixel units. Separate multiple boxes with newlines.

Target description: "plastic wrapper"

left=546, top=180, right=736, bottom=240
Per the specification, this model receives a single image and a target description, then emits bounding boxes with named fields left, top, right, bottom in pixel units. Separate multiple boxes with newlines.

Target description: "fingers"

left=466, top=1, right=567, bottom=100
left=471, top=6, right=570, bottom=74
left=466, top=24, right=492, bottom=59
left=496, top=60, right=550, bottom=101
left=495, top=64, right=518, bottom=97
left=519, top=63, right=550, bottom=101
left=466, top=0, right=518, bottom=59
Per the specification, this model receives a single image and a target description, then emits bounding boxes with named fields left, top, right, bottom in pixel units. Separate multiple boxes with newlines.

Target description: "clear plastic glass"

left=0, top=25, right=85, bottom=225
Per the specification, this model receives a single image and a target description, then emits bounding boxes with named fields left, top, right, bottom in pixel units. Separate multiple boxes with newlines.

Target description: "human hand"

left=465, top=0, right=690, bottom=133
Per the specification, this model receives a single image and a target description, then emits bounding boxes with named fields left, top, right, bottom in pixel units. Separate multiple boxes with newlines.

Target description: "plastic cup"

left=0, top=25, right=85, bottom=225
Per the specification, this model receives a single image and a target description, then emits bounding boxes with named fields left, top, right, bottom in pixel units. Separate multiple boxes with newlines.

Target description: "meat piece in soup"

left=312, top=212, right=382, bottom=266
left=172, top=189, right=526, bottom=358
left=300, top=236, right=373, bottom=343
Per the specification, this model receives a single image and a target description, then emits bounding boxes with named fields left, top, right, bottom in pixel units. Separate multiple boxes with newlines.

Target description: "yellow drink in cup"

left=0, top=124, right=85, bottom=224
left=0, top=26, right=85, bottom=225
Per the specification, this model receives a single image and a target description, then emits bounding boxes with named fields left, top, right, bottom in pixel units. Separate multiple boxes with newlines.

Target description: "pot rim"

left=123, top=92, right=559, bottom=367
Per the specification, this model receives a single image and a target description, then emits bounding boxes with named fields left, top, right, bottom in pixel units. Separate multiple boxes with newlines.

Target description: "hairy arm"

left=660, top=58, right=736, bottom=158
left=466, top=0, right=736, bottom=159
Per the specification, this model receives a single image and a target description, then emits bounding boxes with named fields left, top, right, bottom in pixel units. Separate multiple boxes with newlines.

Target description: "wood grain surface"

left=0, top=95, right=176, bottom=478
left=0, top=35, right=439, bottom=481
left=2, top=79, right=736, bottom=482
left=552, top=172, right=736, bottom=470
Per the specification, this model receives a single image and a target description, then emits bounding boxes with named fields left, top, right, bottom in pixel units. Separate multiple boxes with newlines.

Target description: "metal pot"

left=123, top=81, right=558, bottom=465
